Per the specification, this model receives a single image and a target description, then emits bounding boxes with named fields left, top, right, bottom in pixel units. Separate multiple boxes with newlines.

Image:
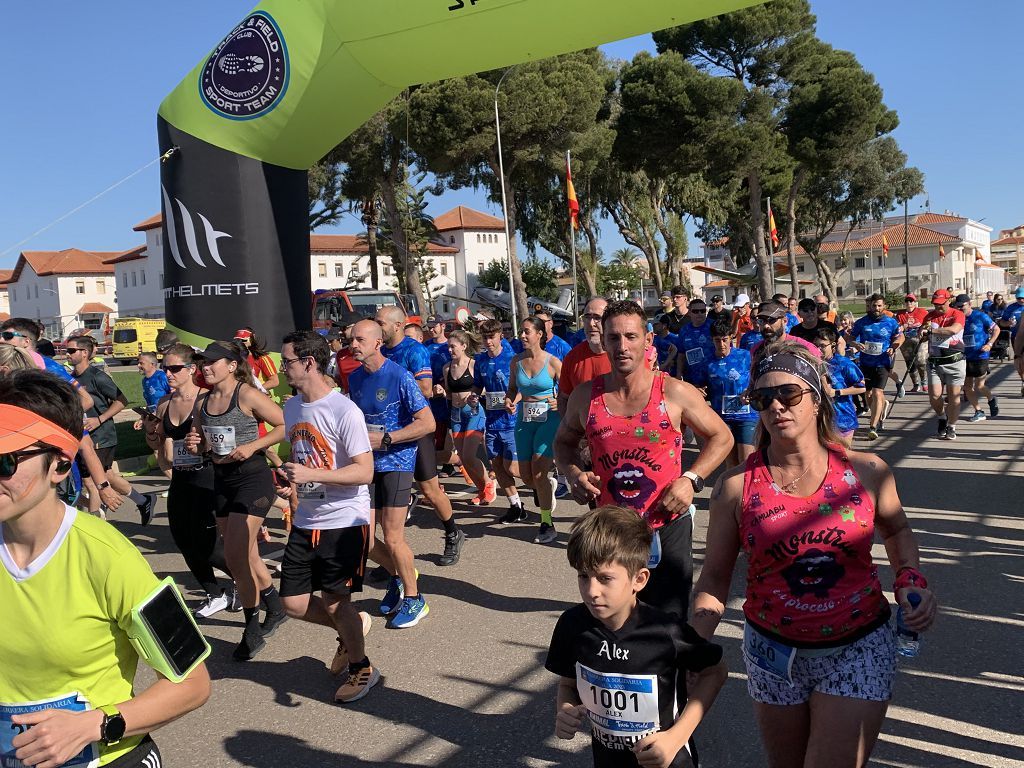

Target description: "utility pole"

left=903, top=198, right=911, bottom=295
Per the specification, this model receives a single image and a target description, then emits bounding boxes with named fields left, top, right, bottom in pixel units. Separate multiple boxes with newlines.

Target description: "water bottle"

left=896, top=592, right=922, bottom=658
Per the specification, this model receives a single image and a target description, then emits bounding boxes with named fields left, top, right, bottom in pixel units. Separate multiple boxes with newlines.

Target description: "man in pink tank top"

left=555, top=300, right=734, bottom=618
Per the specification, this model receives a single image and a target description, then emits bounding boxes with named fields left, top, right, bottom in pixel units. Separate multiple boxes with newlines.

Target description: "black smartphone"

left=132, top=407, right=159, bottom=421
left=136, top=584, right=209, bottom=679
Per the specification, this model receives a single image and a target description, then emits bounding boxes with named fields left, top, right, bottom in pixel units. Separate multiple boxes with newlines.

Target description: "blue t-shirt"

left=544, top=334, right=573, bottom=361
left=42, top=356, right=75, bottom=384
left=474, top=341, right=517, bottom=431
left=827, top=355, right=865, bottom=433
left=348, top=359, right=428, bottom=472
left=706, top=349, right=758, bottom=423
left=1000, top=302, right=1024, bottom=337
left=849, top=315, right=902, bottom=367
left=738, top=330, right=763, bottom=351
left=382, top=336, right=432, bottom=382
left=981, top=299, right=994, bottom=314
left=963, top=311, right=995, bottom=360
left=676, top=322, right=715, bottom=386
left=423, top=339, right=452, bottom=421
left=566, top=329, right=586, bottom=347
left=785, top=313, right=800, bottom=332
left=652, top=334, right=678, bottom=368
left=142, top=370, right=171, bottom=408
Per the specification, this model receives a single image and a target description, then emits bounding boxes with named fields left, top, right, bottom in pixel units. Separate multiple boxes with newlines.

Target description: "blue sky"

left=1, top=0, right=1021, bottom=271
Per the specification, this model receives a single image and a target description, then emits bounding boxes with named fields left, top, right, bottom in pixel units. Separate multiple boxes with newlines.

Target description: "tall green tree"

left=477, top=257, right=559, bottom=304
left=407, top=50, right=611, bottom=321
left=308, top=158, right=346, bottom=230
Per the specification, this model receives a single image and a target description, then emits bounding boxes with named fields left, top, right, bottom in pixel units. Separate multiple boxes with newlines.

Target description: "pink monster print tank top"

left=740, top=447, right=890, bottom=647
left=585, top=372, right=684, bottom=529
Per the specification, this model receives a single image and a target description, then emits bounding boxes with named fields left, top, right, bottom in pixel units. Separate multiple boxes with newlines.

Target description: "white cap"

left=734, top=293, right=751, bottom=307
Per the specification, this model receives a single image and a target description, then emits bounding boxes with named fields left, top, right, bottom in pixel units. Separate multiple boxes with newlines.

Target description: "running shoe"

left=989, top=398, right=999, bottom=418
left=438, top=464, right=457, bottom=478
left=439, top=528, right=466, bottom=567
left=945, top=426, right=957, bottom=441
left=387, top=595, right=429, bottom=629
left=329, top=611, right=372, bottom=675
left=499, top=503, right=528, bottom=525
left=896, top=381, right=906, bottom=399
left=967, top=410, right=987, bottom=423
left=936, top=419, right=948, bottom=438
left=380, top=576, right=405, bottom=616
left=910, top=384, right=922, bottom=393
left=194, top=590, right=230, bottom=619
left=534, top=522, right=557, bottom=544
left=866, top=427, right=878, bottom=441
left=470, top=481, right=497, bottom=505
left=335, top=664, right=380, bottom=703
left=261, top=610, right=289, bottom=638
left=555, top=476, right=571, bottom=499
left=137, top=493, right=157, bottom=526
left=232, top=621, right=266, bottom=662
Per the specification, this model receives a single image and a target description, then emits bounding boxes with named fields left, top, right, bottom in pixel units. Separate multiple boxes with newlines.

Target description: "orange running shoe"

left=471, top=481, right=497, bottom=505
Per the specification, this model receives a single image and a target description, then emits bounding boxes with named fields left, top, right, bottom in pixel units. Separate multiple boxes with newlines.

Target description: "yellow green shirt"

left=0, top=506, right=160, bottom=765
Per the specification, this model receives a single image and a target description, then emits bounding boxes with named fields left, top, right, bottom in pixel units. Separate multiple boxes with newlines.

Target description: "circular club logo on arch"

left=200, top=12, right=289, bottom=120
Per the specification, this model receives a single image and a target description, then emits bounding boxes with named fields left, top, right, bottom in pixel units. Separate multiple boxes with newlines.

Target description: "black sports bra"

left=447, top=362, right=475, bottom=394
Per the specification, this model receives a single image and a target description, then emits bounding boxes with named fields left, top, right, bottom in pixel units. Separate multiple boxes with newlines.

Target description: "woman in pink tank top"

left=690, top=341, right=936, bottom=767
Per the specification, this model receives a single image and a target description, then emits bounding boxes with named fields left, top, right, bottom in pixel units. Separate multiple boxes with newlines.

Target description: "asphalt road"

left=110, top=359, right=1024, bottom=768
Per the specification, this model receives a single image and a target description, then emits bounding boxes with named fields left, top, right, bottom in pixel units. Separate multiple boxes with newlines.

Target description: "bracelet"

left=893, top=566, right=928, bottom=593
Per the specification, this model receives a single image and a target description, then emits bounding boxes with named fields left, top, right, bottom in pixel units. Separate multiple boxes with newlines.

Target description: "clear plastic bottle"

left=896, top=592, right=922, bottom=658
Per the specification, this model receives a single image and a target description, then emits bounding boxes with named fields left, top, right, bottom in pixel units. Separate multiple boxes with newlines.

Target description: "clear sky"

left=1, top=0, right=1021, bottom=271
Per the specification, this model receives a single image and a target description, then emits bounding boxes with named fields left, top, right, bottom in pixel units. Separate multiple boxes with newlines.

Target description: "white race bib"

left=485, top=391, right=507, bottom=410
left=172, top=439, right=203, bottom=469
left=576, top=663, right=659, bottom=747
left=863, top=341, right=884, bottom=356
left=1, top=693, right=99, bottom=768
left=685, top=347, right=705, bottom=366
left=202, top=425, right=237, bottom=456
left=523, top=401, right=550, bottom=423
left=296, top=482, right=326, bottom=500
left=721, top=394, right=751, bottom=415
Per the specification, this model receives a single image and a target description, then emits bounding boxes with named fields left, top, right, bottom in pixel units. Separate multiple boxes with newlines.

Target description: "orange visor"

left=0, top=404, right=80, bottom=460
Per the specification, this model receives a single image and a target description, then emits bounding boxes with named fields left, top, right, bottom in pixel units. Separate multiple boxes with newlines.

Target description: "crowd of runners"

left=6, top=279, right=1023, bottom=767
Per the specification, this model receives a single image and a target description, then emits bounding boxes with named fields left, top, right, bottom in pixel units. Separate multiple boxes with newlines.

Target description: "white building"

left=0, top=270, right=12, bottom=321
left=7, top=249, right=121, bottom=340
left=134, top=205, right=512, bottom=317
left=990, top=224, right=1024, bottom=280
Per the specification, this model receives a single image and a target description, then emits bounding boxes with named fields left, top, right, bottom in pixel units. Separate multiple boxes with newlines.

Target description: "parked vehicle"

left=312, top=290, right=421, bottom=330
left=112, top=317, right=166, bottom=364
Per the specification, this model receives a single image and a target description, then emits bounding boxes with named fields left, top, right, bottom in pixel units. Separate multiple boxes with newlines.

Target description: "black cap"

left=425, top=314, right=446, bottom=325
left=325, top=326, right=345, bottom=341
left=711, top=294, right=723, bottom=302
left=756, top=302, right=788, bottom=321
left=195, top=342, right=244, bottom=364
left=952, top=293, right=971, bottom=308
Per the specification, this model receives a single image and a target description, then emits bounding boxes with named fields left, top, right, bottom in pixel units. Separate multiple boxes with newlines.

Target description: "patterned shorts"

left=743, top=622, right=897, bottom=705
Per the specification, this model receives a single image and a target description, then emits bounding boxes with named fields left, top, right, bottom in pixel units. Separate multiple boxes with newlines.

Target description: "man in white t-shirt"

left=276, top=330, right=378, bottom=704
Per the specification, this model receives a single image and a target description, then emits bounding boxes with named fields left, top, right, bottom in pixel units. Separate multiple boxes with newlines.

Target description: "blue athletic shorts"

left=726, top=419, right=758, bottom=447
left=514, top=411, right=561, bottom=459
left=485, top=428, right=518, bottom=462
left=451, top=404, right=486, bottom=436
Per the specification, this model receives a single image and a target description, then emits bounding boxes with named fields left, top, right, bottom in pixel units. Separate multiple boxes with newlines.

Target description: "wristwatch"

left=683, top=471, right=705, bottom=493
left=97, top=480, right=111, bottom=491
left=99, top=705, right=126, bottom=746
left=381, top=432, right=392, bottom=451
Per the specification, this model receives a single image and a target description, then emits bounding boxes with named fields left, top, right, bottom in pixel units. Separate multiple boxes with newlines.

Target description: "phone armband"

left=127, top=577, right=211, bottom=683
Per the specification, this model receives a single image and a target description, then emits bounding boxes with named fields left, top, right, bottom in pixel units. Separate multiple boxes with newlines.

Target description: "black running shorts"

left=860, top=364, right=890, bottom=391
left=279, top=525, right=370, bottom=597
left=76, top=445, right=115, bottom=478
left=965, top=359, right=989, bottom=378
left=413, top=433, right=438, bottom=481
left=372, top=471, right=414, bottom=510
left=213, top=453, right=276, bottom=519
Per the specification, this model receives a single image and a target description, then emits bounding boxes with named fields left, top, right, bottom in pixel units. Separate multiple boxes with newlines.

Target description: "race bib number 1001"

left=1, top=693, right=99, bottom=768
left=576, top=663, right=659, bottom=751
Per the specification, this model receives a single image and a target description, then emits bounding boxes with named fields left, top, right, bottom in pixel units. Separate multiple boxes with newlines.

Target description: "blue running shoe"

left=387, top=595, right=429, bottom=629
left=380, top=576, right=404, bottom=616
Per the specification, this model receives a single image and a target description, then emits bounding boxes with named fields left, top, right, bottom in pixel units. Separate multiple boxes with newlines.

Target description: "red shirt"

left=923, top=308, right=965, bottom=355
left=248, top=353, right=279, bottom=384
left=895, top=307, right=929, bottom=334
left=560, top=341, right=612, bottom=398
left=334, top=349, right=361, bottom=392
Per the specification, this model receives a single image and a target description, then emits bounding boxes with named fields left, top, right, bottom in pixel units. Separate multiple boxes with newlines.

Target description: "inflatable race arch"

left=158, top=0, right=758, bottom=346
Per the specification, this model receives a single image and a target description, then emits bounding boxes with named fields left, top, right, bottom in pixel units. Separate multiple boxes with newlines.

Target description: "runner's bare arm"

left=280, top=449, right=374, bottom=487
left=853, top=452, right=937, bottom=634
left=367, top=405, right=435, bottom=451
left=230, top=386, right=285, bottom=459
left=554, top=382, right=600, bottom=503
left=690, top=467, right=744, bottom=640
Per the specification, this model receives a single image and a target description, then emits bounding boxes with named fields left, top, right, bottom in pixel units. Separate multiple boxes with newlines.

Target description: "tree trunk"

left=581, top=226, right=600, bottom=299
left=604, top=201, right=663, bottom=294
left=362, top=198, right=380, bottom=290
left=378, top=180, right=427, bottom=317
left=785, top=167, right=806, bottom=298
left=809, top=250, right=838, bottom=304
left=748, top=171, right=772, bottom=301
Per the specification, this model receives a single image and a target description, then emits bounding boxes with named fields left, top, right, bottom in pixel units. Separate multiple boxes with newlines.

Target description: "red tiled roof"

left=702, top=279, right=733, bottom=288
left=133, top=213, right=162, bottom=232
left=103, top=246, right=147, bottom=265
left=0, top=313, right=8, bottom=322
left=854, top=224, right=958, bottom=251
left=992, top=236, right=1024, bottom=246
left=0, top=270, right=13, bottom=285
left=433, top=206, right=505, bottom=232
left=309, top=234, right=457, bottom=254
left=914, top=212, right=966, bottom=224
left=11, top=249, right=118, bottom=282
left=76, top=302, right=115, bottom=315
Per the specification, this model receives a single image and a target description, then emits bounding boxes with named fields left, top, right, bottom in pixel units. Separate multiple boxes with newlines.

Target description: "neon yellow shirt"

left=0, top=506, right=160, bottom=765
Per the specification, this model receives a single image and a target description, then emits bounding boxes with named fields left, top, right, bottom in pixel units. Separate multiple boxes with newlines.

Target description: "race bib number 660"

left=576, top=663, right=659, bottom=751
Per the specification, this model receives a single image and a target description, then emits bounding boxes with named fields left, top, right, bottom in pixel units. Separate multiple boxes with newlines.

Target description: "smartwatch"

left=381, top=432, right=392, bottom=451
left=99, top=705, right=126, bottom=745
left=683, top=471, right=705, bottom=493
left=97, top=480, right=112, bottom=491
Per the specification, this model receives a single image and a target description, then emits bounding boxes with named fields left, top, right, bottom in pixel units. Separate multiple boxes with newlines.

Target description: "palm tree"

left=610, top=247, right=641, bottom=270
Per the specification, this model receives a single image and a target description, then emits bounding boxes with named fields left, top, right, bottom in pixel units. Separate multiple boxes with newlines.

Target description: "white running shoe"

left=195, top=590, right=230, bottom=619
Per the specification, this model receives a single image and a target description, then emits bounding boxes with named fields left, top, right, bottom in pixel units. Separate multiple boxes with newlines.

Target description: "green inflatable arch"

left=158, top=0, right=757, bottom=346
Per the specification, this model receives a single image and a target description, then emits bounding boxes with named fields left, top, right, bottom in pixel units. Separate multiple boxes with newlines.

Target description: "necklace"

left=767, top=453, right=819, bottom=494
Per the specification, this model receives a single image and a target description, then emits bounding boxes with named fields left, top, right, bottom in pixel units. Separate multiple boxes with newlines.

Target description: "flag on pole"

left=882, top=233, right=889, bottom=257
left=768, top=203, right=780, bottom=248
left=938, top=243, right=946, bottom=260
left=566, top=157, right=579, bottom=230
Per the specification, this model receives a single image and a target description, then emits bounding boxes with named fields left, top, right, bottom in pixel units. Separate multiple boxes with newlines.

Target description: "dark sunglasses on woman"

left=0, top=448, right=59, bottom=477
left=747, top=384, right=815, bottom=411
left=161, top=364, right=191, bottom=373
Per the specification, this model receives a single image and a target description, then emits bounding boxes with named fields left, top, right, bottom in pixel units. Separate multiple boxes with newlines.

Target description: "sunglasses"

left=816, top=304, right=830, bottom=311
left=747, top=384, right=815, bottom=411
left=66, top=347, right=87, bottom=354
left=1, top=331, right=26, bottom=341
left=161, top=364, right=191, bottom=373
left=690, top=309, right=707, bottom=315
left=0, top=447, right=58, bottom=477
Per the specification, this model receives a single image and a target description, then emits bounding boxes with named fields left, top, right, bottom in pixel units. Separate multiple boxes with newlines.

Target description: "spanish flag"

left=939, top=243, right=946, bottom=260
left=567, top=154, right=579, bottom=230
left=882, top=233, right=889, bottom=257
left=768, top=204, right=780, bottom=248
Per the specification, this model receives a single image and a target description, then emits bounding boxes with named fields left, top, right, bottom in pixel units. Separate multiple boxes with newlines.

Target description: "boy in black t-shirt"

left=546, top=506, right=726, bottom=768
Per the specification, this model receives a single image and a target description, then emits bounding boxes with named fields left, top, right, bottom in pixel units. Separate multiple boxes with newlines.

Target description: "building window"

left=318, top=263, right=327, bottom=277
left=140, top=270, right=146, bottom=285
left=131, top=272, right=137, bottom=287
left=384, top=265, right=392, bottom=276
left=335, top=264, right=343, bottom=278
left=123, top=273, right=128, bottom=287
left=477, top=262, right=485, bottom=273
left=476, top=234, right=481, bottom=243
left=443, top=299, right=450, bottom=312
left=854, top=257, right=865, bottom=269
left=876, top=255, right=884, bottom=267
left=449, top=235, right=455, bottom=244
left=902, top=253, right=907, bottom=265
left=836, top=285, right=844, bottom=298
left=75, top=280, right=85, bottom=294
left=440, top=262, right=448, bottom=276
left=97, top=279, right=105, bottom=294
left=796, top=263, right=805, bottom=273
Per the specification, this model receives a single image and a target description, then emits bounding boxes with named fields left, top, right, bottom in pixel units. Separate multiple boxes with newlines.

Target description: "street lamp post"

left=495, top=67, right=518, bottom=332
left=903, top=198, right=911, bottom=295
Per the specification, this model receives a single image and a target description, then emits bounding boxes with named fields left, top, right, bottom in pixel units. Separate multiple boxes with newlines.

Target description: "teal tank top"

left=515, top=353, right=556, bottom=399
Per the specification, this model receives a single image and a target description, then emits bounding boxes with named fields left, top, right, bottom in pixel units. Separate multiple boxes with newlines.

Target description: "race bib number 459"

left=576, top=663, right=659, bottom=750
